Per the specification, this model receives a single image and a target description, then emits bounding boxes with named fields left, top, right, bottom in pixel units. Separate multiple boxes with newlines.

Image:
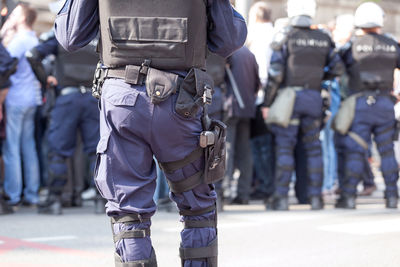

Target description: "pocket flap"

left=97, top=133, right=110, bottom=154
left=108, top=17, right=188, bottom=43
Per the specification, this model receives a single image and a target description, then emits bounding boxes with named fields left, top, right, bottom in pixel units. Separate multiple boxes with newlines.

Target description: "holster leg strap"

left=167, top=171, right=204, bottom=194
left=159, top=147, right=204, bottom=174
left=115, top=248, right=157, bottom=267
left=180, top=238, right=218, bottom=267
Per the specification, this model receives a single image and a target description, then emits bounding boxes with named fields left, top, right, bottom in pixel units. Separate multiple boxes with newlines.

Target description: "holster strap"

left=159, top=147, right=204, bottom=174
left=180, top=204, right=215, bottom=216
left=113, top=229, right=151, bottom=243
left=348, top=131, right=368, bottom=150
left=180, top=239, right=218, bottom=261
left=167, top=171, right=204, bottom=194
left=183, top=220, right=217, bottom=229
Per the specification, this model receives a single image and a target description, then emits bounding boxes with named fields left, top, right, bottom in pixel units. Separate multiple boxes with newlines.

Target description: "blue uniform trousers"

left=270, top=89, right=324, bottom=198
left=47, top=91, right=99, bottom=194
left=95, top=78, right=217, bottom=266
left=342, top=95, right=398, bottom=198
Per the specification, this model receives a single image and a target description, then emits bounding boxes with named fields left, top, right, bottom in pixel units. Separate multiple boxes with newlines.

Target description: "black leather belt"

left=60, top=86, right=91, bottom=96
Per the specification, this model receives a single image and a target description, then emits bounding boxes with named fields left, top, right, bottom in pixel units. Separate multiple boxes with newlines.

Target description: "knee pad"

left=179, top=206, right=218, bottom=267
left=111, top=214, right=157, bottom=267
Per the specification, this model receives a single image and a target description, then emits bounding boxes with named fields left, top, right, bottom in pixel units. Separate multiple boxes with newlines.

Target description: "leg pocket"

left=94, top=133, right=117, bottom=201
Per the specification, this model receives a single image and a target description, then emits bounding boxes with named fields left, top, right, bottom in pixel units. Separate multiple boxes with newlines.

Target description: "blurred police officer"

left=0, top=42, right=17, bottom=215
left=335, top=2, right=400, bottom=209
left=262, top=0, right=343, bottom=211
left=54, top=0, right=246, bottom=266
left=26, top=30, right=100, bottom=215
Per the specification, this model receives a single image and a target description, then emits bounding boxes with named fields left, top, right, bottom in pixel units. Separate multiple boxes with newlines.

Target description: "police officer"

left=335, top=2, right=400, bottom=209
left=0, top=42, right=17, bottom=215
left=262, top=0, right=343, bottom=211
left=26, top=31, right=101, bottom=215
left=55, top=1, right=246, bottom=266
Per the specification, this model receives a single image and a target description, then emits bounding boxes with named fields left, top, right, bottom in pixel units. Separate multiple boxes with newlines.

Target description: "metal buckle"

left=366, top=95, right=376, bottom=106
left=203, top=84, right=213, bottom=105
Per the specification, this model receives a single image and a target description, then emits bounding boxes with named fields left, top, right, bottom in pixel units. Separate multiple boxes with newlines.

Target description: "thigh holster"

left=111, top=214, right=156, bottom=267
left=159, top=120, right=226, bottom=194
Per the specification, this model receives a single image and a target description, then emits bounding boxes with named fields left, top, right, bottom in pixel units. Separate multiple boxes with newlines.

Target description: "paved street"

left=0, top=187, right=399, bottom=267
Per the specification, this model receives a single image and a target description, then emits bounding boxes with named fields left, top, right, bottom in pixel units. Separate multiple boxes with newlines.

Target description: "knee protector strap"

left=180, top=238, right=218, bottom=267
left=115, top=248, right=157, bottom=267
left=111, top=214, right=151, bottom=243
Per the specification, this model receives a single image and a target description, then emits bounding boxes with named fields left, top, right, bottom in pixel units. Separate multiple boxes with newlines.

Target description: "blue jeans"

left=3, top=105, right=40, bottom=204
left=321, top=125, right=337, bottom=191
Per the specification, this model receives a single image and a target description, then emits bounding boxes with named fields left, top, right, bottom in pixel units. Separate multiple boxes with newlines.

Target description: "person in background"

left=225, top=46, right=260, bottom=205
left=262, top=0, right=343, bottom=211
left=26, top=29, right=101, bottom=215
left=2, top=3, right=41, bottom=209
left=336, top=2, right=400, bottom=209
left=247, top=1, right=276, bottom=202
left=0, top=41, right=17, bottom=214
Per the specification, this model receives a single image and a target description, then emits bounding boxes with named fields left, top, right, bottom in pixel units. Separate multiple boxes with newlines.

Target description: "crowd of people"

left=0, top=0, right=399, bottom=218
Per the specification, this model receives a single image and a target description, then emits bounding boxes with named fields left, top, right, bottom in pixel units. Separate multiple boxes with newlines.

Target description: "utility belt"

left=59, top=86, right=91, bottom=97
left=93, top=60, right=227, bottom=191
left=332, top=90, right=393, bottom=150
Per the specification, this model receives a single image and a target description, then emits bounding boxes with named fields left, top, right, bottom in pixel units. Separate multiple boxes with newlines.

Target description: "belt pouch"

left=175, top=68, right=214, bottom=119
left=146, top=68, right=180, bottom=104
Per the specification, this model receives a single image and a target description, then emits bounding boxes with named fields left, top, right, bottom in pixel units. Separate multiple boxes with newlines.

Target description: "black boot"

left=386, top=197, right=398, bottom=209
left=271, top=196, right=289, bottom=211
left=335, top=195, right=356, bottom=209
left=0, top=198, right=13, bottom=215
left=38, top=194, right=62, bottom=215
left=310, top=196, right=324, bottom=210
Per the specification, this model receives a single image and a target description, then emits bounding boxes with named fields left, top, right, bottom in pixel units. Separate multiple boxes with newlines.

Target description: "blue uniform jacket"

left=35, top=36, right=59, bottom=58
left=0, top=42, right=15, bottom=74
left=54, top=0, right=247, bottom=58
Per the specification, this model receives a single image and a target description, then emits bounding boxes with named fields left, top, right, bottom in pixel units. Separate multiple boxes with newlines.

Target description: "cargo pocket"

left=108, top=16, right=187, bottom=59
left=94, top=133, right=117, bottom=202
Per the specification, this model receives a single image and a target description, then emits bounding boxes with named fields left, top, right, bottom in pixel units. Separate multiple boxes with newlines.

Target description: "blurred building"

left=24, top=0, right=400, bottom=39
left=235, top=0, right=400, bottom=39
left=24, top=0, right=55, bottom=34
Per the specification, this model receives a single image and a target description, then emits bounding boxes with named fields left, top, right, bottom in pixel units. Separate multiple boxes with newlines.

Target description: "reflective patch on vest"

left=293, top=38, right=330, bottom=48
left=356, top=44, right=397, bottom=53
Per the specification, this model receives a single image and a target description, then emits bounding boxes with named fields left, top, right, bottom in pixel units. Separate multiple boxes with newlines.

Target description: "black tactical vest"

left=348, top=34, right=399, bottom=92
left=285, top=28, right=332, bottom=90
left=55, top=39, right=99, bottom=88
left=98, top=0, right=208, bottom=71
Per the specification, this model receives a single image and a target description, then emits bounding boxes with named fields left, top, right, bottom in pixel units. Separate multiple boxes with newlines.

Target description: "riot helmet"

left=287, top=0, right=316, bottom=19
left=354, top=2, right=384, bottom=29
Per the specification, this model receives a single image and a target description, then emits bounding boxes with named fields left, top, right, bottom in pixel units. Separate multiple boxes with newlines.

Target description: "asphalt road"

left=0, top=189, right=399, bottom=267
